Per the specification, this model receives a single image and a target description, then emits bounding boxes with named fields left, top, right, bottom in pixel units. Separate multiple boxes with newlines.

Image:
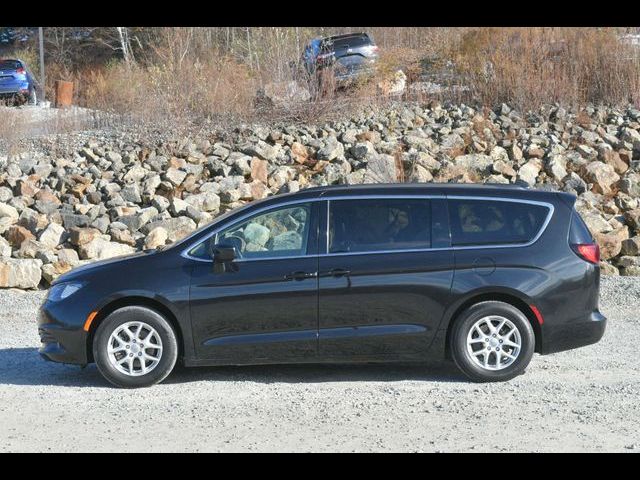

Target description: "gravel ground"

left=0, top=277, right=639, bottom=452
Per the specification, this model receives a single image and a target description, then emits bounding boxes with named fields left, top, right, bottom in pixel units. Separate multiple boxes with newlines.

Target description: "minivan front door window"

left=217, top=204, right=311, bottom=259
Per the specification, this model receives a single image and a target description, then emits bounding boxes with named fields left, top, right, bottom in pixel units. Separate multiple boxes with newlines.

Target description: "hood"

left=53, top=249, right=158, bottom=285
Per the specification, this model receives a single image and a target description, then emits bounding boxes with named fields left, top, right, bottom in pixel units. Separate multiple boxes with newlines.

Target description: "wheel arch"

left=86, top=296, right=185, bottom=363
left=443, top=290, right=542, bottom=359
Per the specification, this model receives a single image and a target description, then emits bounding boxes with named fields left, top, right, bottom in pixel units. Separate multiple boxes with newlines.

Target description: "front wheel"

left=450, top=301, right=535, bottom=382
left=93, top=306, right=178, bottom=388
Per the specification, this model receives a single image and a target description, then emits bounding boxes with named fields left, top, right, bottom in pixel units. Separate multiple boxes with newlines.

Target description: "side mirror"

left=209, top=242, right=237, bottom=263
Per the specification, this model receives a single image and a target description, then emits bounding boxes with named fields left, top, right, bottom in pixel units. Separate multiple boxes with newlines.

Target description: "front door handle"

left=319, top=268, right=351, bottom=278
left=284, top=271, right=317, bottom=281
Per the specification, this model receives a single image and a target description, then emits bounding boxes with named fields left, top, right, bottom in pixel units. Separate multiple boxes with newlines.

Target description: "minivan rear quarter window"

left=449, top=199, right=549, bottom=247
left=569, top=210, right=594, bottom=244
left=329, top=198, right=431, bottom=253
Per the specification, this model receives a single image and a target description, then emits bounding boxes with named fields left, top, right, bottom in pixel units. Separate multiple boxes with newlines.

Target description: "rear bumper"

left=0, top=81, right=30, bottom=94
left=540, top=310, right=607, bottom=355
left=334, top=67, right=374, bottom=83
left=37, top=306, right=88, bottom=365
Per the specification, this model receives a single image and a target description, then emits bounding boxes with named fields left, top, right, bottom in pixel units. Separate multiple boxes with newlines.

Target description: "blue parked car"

left=0, top=58, right=38, bottom=105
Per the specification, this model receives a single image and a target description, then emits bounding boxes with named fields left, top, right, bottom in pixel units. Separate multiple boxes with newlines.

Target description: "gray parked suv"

left=302, top=32, right=379, bottom=86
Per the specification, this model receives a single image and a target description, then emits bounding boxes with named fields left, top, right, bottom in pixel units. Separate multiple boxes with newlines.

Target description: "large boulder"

left=141, top=217, right=197, bottom=243
left=582, top=162, right=620, bottom=195
left=144, top=227, right=169, bottom=250
left=78, top=237, right=135, bottom=260
left=38, top=223, right=66, bottom=249
left=257, top=81, right=311, bottom=108
left=377, top=70, right=407, bottom=96
left=0, top=258, right=42, bottom=289
left=363, top=154, right=398, bottom=183
left=594, top=227, right=628, bottom=260
left=453, top=154, right=494, bottom=174
left=621, top=236, right=640, bottom=256
left=184, top=191, right=221, bottom=213
left=317, top=137, right=344, bottom=161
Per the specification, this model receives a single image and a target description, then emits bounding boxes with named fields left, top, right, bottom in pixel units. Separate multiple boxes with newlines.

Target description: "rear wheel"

left=450, top=301, right=535, bottom=382
left=93, top=306, right=178, bottom=388
left=28, top=87, right=37, bottom=106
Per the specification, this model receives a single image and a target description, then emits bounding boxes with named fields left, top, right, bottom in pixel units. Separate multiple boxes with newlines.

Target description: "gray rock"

left=123, top=164, right=147, bottom=183
left=363, top=154, right=398, bottom=183
left=243, top=223, right=270, bottom=247
left=351, top=142, right=376, bottom=161
left=0, top=236, right=11, bottom=257
left=546, top=155, right=568, bottom=182
left=184, top=191, right=221, bottom=213
left=272, top=231, right=302, bottom=251
left=0, top=203, right=19, bottom=222
left=78, top=238, right=136, bottom=260
left=619, top=173, right=640, bottom=197
left=582, top=162, right=620, bottom=195
left=60, top=213, right=91, bottom=230
left=582, top=210, right=613, bottom=234
left=621, top=237, right=640, bottom=256
left=243, top=141, right=279, bottom=162
left=454, top=154, right=494, bottom=174
left=517, top=160, right=542, bottom=186
left=141, top=217, right=197, bottom=242
left=169, top=198, right=190, bottom=216
left=58, top=248, right=80, bottom=266
left=164, top=168, right=187, bottom=186
left=144, top=227, right=169, bottom=250
left=38, top=223, right=66, bottom=249
left=0, top=258, right=42, bottom=289
left=563, top=172, right=587, bottom=195
left=258, top=81, right=311, bottom=108
left=317, top=137, right=344, bottom=161
left=121, top=184, right=142, bottom=203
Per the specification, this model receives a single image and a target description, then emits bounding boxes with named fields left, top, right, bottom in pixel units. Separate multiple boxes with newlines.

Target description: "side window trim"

left=181, top=194, right=554, bottom=263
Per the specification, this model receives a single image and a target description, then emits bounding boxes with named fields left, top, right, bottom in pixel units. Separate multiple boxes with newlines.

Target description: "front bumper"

left=540, top=310, right=607, bottom=355
left=37, top=305, right=89, bottom=365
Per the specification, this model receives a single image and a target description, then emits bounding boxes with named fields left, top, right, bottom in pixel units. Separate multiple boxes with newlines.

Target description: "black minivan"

left=38, top=183, right=606, bottom=388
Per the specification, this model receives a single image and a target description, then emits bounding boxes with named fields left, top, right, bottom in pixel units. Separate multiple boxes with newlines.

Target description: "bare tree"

left=116, top=27, right=135, bottom=65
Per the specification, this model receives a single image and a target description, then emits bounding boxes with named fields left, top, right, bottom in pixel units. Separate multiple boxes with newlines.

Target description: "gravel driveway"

left=1, top=276, right=639, bottom=452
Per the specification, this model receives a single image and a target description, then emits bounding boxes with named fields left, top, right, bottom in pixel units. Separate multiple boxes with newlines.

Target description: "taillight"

left=572, top=243, right=600, bottom=264
left=16, top=67, right=25, bottom=74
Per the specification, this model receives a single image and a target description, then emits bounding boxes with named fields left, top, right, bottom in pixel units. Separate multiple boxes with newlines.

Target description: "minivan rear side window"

left=449, top=199, right=549, bottom=247
left=329, top=198, right=431, bottom=254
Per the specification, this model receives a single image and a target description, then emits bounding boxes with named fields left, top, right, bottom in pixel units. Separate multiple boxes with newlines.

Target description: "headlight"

left=47, top=282, right=85, bottom=302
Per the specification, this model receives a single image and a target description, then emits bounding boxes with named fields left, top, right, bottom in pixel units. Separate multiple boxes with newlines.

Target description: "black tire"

left=93, top=306, right=178, bottom=388
left=450, top=301, right=535, bottom=382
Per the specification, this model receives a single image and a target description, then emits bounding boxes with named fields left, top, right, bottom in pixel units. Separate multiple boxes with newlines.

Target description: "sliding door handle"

left=284, top=271, right=317, bottom=281
left=319, top=268, right=351, bottom=278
